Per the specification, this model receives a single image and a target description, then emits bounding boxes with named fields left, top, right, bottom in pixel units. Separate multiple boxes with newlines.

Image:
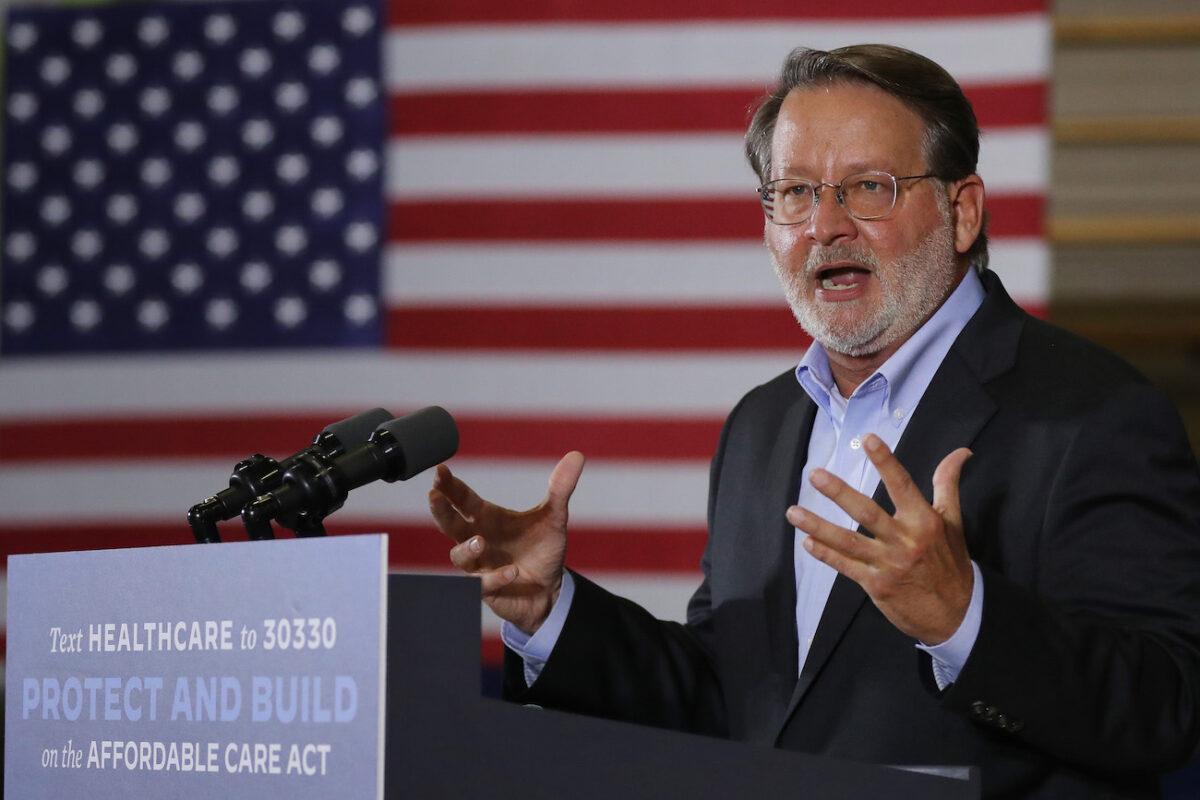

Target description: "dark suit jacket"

left=506, top=272, right=1200, bottom=798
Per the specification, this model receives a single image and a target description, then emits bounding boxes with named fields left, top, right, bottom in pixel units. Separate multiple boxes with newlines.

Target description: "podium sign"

left=5, top=535, right=388, bottom=800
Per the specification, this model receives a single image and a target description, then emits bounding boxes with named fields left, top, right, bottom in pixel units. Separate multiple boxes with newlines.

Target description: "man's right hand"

left=428, top=451, right=585, bottom=635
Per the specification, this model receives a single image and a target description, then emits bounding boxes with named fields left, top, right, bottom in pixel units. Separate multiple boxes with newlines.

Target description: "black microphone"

left=187, top=407, right=394, bottom=543
left=241, top=406, right=458, bottom=540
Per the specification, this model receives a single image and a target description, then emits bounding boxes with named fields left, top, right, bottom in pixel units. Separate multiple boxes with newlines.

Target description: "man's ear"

left=949, top=174, right=985, bottom=256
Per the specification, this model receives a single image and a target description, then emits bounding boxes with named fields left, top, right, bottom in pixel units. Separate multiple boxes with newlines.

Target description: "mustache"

left=804, top=245, right=880, bottom=277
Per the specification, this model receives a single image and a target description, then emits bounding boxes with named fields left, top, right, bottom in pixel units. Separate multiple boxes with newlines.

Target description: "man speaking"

left=428, top=45, right=1200, bottom=798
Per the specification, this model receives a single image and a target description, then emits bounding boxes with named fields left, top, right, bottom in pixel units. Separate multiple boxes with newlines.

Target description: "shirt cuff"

left=915, top=561, right=983, bottom=690
left=500, top=571, right=576, bottom=687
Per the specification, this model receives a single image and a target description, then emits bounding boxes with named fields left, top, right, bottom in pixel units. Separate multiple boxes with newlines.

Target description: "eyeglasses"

left=757, top=171, right=936, bottom=225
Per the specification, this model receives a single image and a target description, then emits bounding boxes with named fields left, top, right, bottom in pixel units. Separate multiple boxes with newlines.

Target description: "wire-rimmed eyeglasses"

left=757, top=171, right=936, bottom=225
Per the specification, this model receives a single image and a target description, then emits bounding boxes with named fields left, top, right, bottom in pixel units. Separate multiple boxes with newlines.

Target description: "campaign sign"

left=4, top=535, right=388, bottom=800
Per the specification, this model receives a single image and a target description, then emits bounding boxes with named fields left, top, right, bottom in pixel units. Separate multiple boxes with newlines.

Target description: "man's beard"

left=771, top=218, right=960, bottom=358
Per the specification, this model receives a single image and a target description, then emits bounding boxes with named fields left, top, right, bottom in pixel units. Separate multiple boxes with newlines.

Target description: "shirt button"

left=893, top=408, right=905, bottom=420
left=850, top=437, right=862, bottom=450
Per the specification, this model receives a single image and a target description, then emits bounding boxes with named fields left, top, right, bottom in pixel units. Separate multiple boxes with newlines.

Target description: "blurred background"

left=0, top=0, right=1197, bottom=793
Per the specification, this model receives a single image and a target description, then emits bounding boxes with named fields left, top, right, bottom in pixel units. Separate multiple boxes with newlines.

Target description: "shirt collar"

left=795, top=268, right=986, bottom=419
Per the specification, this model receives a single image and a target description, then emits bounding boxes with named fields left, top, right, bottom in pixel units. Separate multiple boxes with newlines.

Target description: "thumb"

left=932, top=447, right=973, bottom=531
left=545, top=451, right=586, bottom=513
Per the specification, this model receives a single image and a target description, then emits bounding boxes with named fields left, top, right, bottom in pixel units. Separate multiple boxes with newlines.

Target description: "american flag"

left=0, top=0, right=1049, bottom=681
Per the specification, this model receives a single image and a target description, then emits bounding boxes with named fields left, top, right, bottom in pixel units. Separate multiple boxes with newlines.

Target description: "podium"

left=385, top=574, right=979, bottom=799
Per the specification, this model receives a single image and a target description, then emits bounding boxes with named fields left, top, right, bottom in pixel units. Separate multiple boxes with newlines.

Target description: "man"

left=428, top=45, right=1200, bottom=797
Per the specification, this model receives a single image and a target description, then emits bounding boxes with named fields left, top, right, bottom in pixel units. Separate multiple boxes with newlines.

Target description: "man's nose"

left=804, top=186, right=858, bottom=246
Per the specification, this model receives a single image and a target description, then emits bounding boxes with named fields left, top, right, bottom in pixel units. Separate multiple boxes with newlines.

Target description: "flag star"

left=8, top=92, right=38, bottom=122
left=274, top=296, right=307, bottom=328
left=172, top=50, right=205, bottom=82
left=8, top=22, right=38, bottom=52
left=41, top=195, right=72, bottom=226
left=276, top=153, right=309, bottom=184
left=103, top=263, right=136, bottom=295
left=242, top=190, right=275, bottom=221
left=72, top=18, right=104, bottom=49
left=138, top=16, right=170, bottom=48
left=344, top=77, right=377, bottom=108
left=342, top=6, right=376, bottom=36
left=275, top=225, right=308, bottom=256
left=273, top=10, right=306, bottom=41
left=309, top=259, right=342, bottom=292
left=275, top=82, right=308, bottom=113
left=311, top=187, right=343, bottom=218
left=206, top=227, right=239, bottom=258
left=310, top=116, right=343, bottom=147
left=207, top=85, right=240, bottom=116
left=240, top=262, right=272, bottom=294
left=308, top=44, right=340, bottom=75
left=345, top=221, right=378, bottom=252
left=137, top=298, right=170, bottom=331
left=37, top=265, right=69, bottom=297
left=346, top=149, right=379, bottom=181
left=69, top=299, right=102, bottom=332
left=140, top=158, right=173, bottom=188
left=241, top=118, right=275, bottom=150
left=71, top=229, right=104, bottom=261
left=240, top=48, right=273, bottom=79
left=206, top=297, right=238, bottom=330
left=106, top=194, right=139, bottom=225
left=40, top=55, right=71, bottom=86
left=73, top=88, right=105, bottom=119
left=174, top=120, right=207, bottom=152
left=4, top=300, right=36, bottom=333
left=106, top=52, right=138, bottom=84
left=205, top=13, right=237, bottom=45
left=139, top=228, right=171, bottom=260
left=171, top=262, right=204, bottom=295
left=173, top=192, right=206, bottom=224
left=41, top=125, right=73, bottom=157
left=7, top=162, right=38, bottom=192
left=344, top=294, right=377, bottom=325
left=73, top=159, right=106, bottom=190
left=140, top=86, right=172, bottom=117
left=107, top=122, right=139, bottom=153
left=5, top=231, right=36, bottom=263
left=208, top=155, right=240, bottom=186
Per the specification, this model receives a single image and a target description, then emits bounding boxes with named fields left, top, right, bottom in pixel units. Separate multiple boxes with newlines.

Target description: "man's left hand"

left=786, top=434, right=974, bottom=645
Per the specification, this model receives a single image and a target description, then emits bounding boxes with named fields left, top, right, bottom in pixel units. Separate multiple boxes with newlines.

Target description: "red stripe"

left=0, top=415, right=723, bottom=463
left=388, top=305, right=808, bottom=351
left=0, top=523, right=707, bottom=573
left=391, top=83, right=1045, bottom=135
left=389, top=0, right=1044, bottom=25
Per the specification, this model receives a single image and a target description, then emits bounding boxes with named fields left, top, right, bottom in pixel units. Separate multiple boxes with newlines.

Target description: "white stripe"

left=0, top=353, right=795, bottom=419
left=0, top=459, right=710, bottom=526
left=387, top=129, right=1046, bottom=198
left=385, top=240, right=1048, bottom=306
left=386, top=17, right=1050, bottom=90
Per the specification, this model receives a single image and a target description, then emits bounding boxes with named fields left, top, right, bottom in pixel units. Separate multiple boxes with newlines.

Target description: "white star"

left=275, top=82, right=308, bottom=113
left=72, top=18, right=104, bottom=49
left=344, top=77, right=377, bottom=108
left=37, top=265, right=69, bottom=297
left=73, top=159, right=105, bottom=190
left=71, top=229, right=104, bottom=261
left=174, top=192, right=206, bottom=224
left=241, top=118, right=274, bottom=150
left=207, top=85, right=239, bottom=116
left=137, top=298, right=170, bottom=331
left=73, top=88, right=105, bottom=119
left=107, top=122, right=139, bottom=153
left=205, top=13, right=237, bottom=45
left=5, top=231, right=36, bottom=263
left=345, top=221, right=378, bottom=252
left=8, top=22, right=38, bottom=53
left=206, top=227, right=239, bottom=258
left=106, top=194, right=139, bottom=225
left=174, top=120, right=207, bottom=152
left=40, top=55, right=71, bottom=86
left=7, top=162, right=38, bottom=192
left=240, top=261, right=273, bottom=294
left=104, top=264, right=136, bottom=296
left=41, top=125, right=73, bottom=157
left=4, top=300, right=36, bottom=333
left=138, top=16, right=170, bottom=48
left=206, top=298, right=238, bottom=330
left=8, top=92, right=38, bottom=123
left=106, top=52, right=138, bottom=84
left=240, top=48, right=272, bottom=79
left=346, top=148, right=379, bottom=181
left=273, top=10, right=306, bottom=41
left=311, top=187, right=344, bottom=218
left=309, top=259, right=342, bottom=292
left=274, top=296, right=307, bottom=328
left=140, top=86, right=172, bottom=117
left=342, top=6, right=376, bottom=36
left=40, top=195, right=72, bottom=227
left=173, top=50, right=205, bottom=81
left=344, top=294, right=377, bottom=325
left=141, top=158, right=172, bottom=188
left=242, top=190, right=275, bottom=221
left=308, top=44, right=340, bottom=75
left=208, top=155, right=240, bottom=186
left=310, top=116, right=343, bottom=147
left=171, top=262, right=204, bottom=295
left=139, top=228, right=171, bottom=260
left=276, top=225, right=308, bottom=256
left=276, top=153, right=309, bottom=184
left=70, top=299, right=102, bottom=332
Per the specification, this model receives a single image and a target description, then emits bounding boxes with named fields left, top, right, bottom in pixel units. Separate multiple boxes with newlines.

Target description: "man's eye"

left=855, top=180, right=883, bottom=192
left=783, top=183, right=812, bottom=198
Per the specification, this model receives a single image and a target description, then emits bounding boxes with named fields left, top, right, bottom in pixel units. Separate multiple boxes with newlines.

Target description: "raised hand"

left=786, top=434, right=974, bottom=644
left=428, top=451, right=585, bottom=634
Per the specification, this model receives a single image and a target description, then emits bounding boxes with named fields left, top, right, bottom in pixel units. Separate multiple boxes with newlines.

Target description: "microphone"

left=241, top=406, right=458, bottom=540
left=186, top=407, right=394, bottom=543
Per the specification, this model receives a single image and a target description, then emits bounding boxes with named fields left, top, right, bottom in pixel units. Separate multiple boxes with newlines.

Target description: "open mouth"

left=816, top=264, right=872, bottom=292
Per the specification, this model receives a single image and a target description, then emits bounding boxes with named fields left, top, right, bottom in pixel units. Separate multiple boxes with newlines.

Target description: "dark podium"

left=384, top=574, right=979, bottom=799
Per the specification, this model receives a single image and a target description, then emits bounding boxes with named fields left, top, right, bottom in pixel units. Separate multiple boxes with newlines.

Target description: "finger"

left=433, top=463, right=486, bottom=521
left=479, top=565, right=519, bottom=596
left=545, top=451, right=586, bottom=513
left=808, top=468, right=899, bottom=542
left=787, top=506, right=876, bottom=564
left=932, top=447, right=973, bottom=531
left=428, top=488, right=473, bottom=542
left=799, top=525, right=873, bottom=587
left=862, top=435, right=927, bottom=512
left=448, top=535, right=486, bottom=571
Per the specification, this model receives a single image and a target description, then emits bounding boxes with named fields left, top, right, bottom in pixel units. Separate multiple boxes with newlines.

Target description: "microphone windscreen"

left=379, top=406, right=459, bottom=480
left=320, top=407, right=394, bottom=451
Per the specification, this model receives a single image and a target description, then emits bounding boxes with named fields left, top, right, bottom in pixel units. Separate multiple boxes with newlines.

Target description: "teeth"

left=821, top=278, right=855, bottom=290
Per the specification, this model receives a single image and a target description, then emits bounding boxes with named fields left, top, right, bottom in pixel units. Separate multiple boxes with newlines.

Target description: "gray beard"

left=772, top=220, right=960, bottom=358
